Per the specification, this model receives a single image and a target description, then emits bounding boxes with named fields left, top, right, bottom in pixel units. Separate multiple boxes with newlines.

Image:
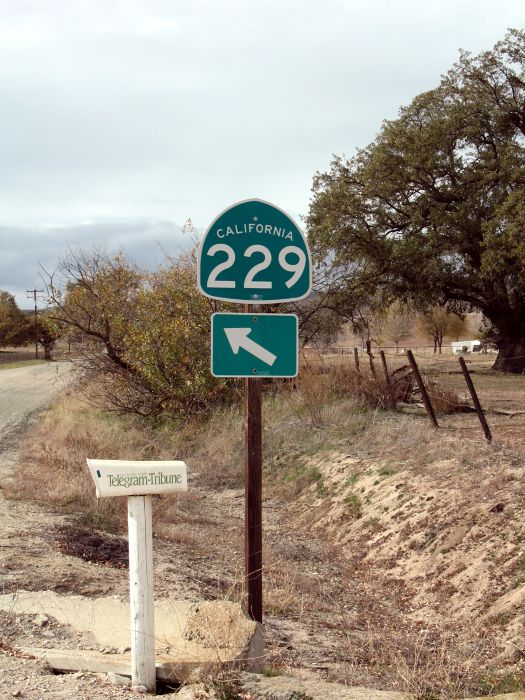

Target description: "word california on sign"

left=197, top=199, right=312, bottom=304
left=215, top=221, right=294, bottom=241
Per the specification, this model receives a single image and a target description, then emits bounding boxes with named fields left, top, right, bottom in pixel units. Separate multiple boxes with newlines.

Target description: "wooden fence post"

left=458, top=356, right=492, bottom=442
left=379, top=350, right=390, bottom=386
left=354, top=347, right=360, bottom=373
left=405, top=349, right=439, bottom=428
left=366, top=340, right=377, bottom=379
left=380, top=350, right=395, bottom=407
left=244, top=303, right=263, bottom=624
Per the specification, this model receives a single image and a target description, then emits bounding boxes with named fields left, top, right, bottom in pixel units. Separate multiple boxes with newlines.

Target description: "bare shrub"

left=264, top=565, right=303, bottom=617
left=321, top=355, right=471, bottom=416
left=425, top=380, right=470, bottom=414
left=296, top=359, right=331, bottom=426
left=335, top=615, right=499, bottom=699
left=297, top=360, right=398, bottom=417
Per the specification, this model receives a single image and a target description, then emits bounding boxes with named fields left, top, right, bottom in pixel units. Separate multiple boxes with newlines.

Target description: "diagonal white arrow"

left=224, top=327, right=277, bottom=367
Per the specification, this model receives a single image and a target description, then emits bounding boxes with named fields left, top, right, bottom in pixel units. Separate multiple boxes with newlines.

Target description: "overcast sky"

left=1, top=0, right=523, bottom=308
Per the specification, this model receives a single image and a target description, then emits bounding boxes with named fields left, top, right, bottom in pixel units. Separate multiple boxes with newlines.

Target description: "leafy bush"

left=46, top=249, right=227, bottom=418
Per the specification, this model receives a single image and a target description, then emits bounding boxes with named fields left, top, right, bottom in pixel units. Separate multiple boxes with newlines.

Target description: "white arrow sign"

left=224, top=327, right=277, bottom=366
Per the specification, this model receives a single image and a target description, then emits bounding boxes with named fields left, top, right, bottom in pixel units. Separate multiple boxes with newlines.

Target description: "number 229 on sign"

left=197, top=199, right=312, bottom=304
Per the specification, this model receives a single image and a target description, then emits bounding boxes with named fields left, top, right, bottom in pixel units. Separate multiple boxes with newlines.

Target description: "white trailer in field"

left=451, top=339, right=483, bottom=354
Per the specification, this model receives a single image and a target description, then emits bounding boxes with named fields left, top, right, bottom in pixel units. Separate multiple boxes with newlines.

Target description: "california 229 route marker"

left=198, top=198, right=311, bottom=304
left=198, top=199, right=311, bottom=623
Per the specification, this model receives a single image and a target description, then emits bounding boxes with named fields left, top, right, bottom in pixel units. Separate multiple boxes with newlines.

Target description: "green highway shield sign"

left=198, top=199, right=312, bottom=303
left=211, top=313, right=298, bottom=378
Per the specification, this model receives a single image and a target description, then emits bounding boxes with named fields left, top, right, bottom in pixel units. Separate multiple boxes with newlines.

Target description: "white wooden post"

left=85, top=459, right=188, bottom=693
left=128, top=495, right=156, bottom=693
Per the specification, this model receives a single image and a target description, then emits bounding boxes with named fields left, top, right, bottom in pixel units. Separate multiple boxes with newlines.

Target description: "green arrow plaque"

left=211, top=313, right=298, bottom=378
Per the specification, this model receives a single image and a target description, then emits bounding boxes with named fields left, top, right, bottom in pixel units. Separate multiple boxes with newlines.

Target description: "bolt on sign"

left=197, top=198, right=312, bottom=304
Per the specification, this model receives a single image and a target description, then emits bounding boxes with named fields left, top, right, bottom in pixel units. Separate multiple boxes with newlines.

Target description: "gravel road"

left=0, top=362, right=72, bottom=447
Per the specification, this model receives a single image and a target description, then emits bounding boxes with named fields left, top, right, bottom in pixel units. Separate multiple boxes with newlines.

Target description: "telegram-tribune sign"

left=86, top=459, right=188, bottom=498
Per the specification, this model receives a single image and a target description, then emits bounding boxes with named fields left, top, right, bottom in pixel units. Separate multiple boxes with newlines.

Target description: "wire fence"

left=401, top=349, right=525, bottom=415
left=0, top=350, right=37, bottom=364
left=321, top=346, right=525, bottom=426
left=324, top=344, right=460, bottom=356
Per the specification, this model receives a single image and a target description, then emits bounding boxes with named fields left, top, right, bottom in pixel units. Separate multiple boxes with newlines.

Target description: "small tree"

left=46, top=249, right=142, bottom=374
left=45, top=248, right=224, bottom=418
left=37, top=312, right=62, bottom=360
left=0, top=291, right=31, bottom=347
left=417, top=307, right=468, bottom=353
left=374, top=301, right=414, bottom=352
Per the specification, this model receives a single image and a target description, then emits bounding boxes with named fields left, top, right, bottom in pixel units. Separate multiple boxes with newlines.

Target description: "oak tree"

left=307, top=30, right=525, bottom=372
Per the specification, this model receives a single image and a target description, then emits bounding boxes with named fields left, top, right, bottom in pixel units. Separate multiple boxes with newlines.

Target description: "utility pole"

left=26, top=289, right=44, bottom=359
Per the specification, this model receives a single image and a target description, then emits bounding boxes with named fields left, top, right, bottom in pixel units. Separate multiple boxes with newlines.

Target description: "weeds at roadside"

left=476, top=670, right=525, bottom=695
left=343, top=492, right=362, bottom=519
left=262, top=667, right=284, bottom=677
left=426, top=381, right=470, bottom=415
left=364, top=516, right=382, bottom=532
left=264, top=558, right=304, bottom=616
left=346, top=472, right=359, bottom=487
left=205, top=675, right=244, bottom=700
left=334, top=601, right=501, bottom=700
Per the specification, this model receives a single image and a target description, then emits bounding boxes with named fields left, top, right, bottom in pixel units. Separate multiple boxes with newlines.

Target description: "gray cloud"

left=0, top=221, right=188, bottom=308
left=0, top=0, right=523, bottom=306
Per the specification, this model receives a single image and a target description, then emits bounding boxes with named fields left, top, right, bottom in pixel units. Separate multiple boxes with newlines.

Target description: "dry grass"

left=263, top=547, right=310, bottom=617
left=6, top=392, right=187, bottom=531
left=186, top=404, right=244, bottom=489
left=425, top=380, right=470, bottom=415
left=8, top=362, right=525, bottom=697
left=200, top=557, right=311, bottom=620
left=334, top=614, right=502, bottom=699
left=297, top=359, right=399, bottom=421
left=7, top=363, right=501, bottom=532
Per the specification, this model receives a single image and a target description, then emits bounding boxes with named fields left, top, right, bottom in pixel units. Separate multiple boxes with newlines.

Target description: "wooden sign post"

left=198, top=199, right=312, bottom=624
left=86, top=459, right=188, bottom=692
left=244, top=305, right=263, bottom=622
